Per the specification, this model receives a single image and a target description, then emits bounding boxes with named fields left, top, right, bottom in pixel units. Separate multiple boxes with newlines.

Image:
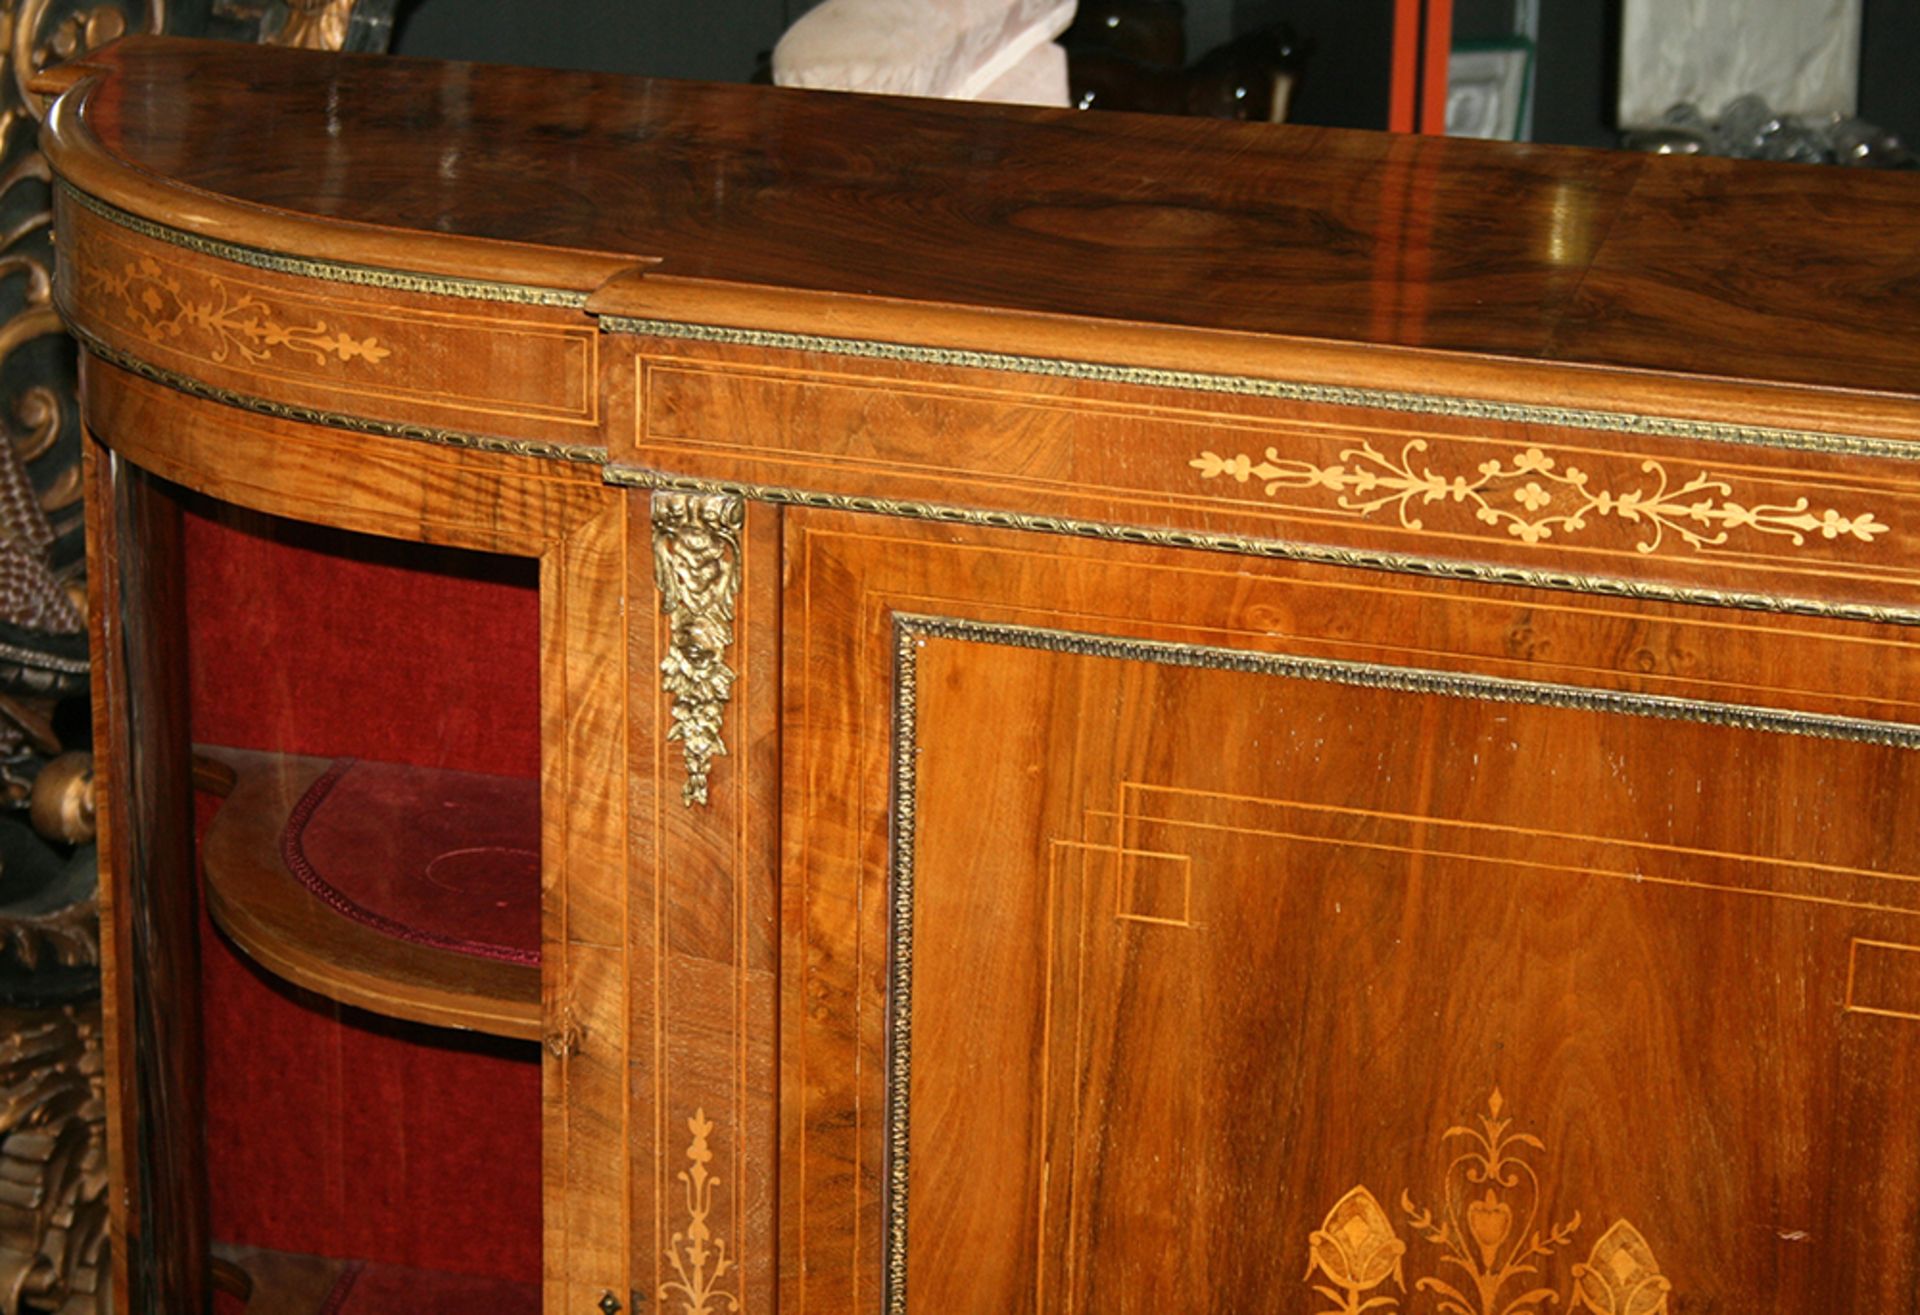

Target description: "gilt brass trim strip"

left=59, top=182, right=591, bottom=308
left=611, top=465, right=1920, bottom=628
left=884, top=618, right=922, bottom=1315
left=882, top=612, right=1920, bottom=1311
left=604, top=316, right=1920, bottom=464
left=901, top=615, right=1920, bottom=748
left=74, top=330, right=608, bottom=465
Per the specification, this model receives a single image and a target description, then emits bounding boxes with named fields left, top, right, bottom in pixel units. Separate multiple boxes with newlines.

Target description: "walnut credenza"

left=40, top=34, right=1920, bottom=1315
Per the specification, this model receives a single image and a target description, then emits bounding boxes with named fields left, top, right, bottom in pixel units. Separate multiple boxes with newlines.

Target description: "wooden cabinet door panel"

left=784, top=511, right=1920, bottom=1315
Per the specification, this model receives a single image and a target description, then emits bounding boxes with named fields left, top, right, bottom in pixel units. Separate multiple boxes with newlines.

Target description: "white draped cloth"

left=773, top=0, right=1077, bottom=107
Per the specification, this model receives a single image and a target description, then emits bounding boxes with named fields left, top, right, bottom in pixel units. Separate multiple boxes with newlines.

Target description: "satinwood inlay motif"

left=1307, top=1185, right=1407, bottom=1314
left=86, top=254, right=391, bottom=367
left=1306, top=1090, right=1671, bottom=1315
left=1192, top=439, right=1888, bottom=554
left=660, top=1108, right=740, bottom=1315
left=651, top=491, right=742, bottom=806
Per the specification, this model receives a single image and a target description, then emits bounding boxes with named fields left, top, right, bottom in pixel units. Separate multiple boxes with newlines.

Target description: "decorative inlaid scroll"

left=85, top=256, right=391, bottom=367
left=1192, top=439, right=1887, bottom=554
left=660, top=1109, right=740, bottom=1315
left=1306, top=1090, right=1671, bottom=1315
left=264, top=0, right=356, bottom=49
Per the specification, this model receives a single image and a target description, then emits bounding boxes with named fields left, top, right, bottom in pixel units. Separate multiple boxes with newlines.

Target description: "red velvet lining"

left=187, top=504, right=544, bottom=1285
left=282, top=758, right=540, bottom=965
left=329, top=1259, right=539, bottom=1314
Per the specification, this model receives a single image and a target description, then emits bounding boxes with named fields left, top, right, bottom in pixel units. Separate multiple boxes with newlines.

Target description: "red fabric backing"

left=186, top=503, right=544, bottom=1284
left=327, top=1258, right=540, bottom=1314
left=209, top=1257, right=540, bottom=1315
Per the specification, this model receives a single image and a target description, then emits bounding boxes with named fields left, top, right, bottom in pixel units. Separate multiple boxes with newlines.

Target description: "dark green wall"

left=1234, top=0, right=1394, bottom=130
left=391, top=0, right=1915, bottom=146
left=391, top=0, right=806, bottom=83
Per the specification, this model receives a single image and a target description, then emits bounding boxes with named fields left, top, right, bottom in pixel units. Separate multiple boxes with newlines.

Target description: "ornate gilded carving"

left=0, top=898, right=94, bottom=971
left=260, top=0, right=351, bottom=49
left=651, top=492, right=742, bottom=807
left=660, top=1108, right=740, bottom=1315
left=1190, top=440, right=1889, bottom=553
left=4, top=1, right=159, bottom=122
left=85, top=256, right=392, bottom=367
left=241, top=0, right=395, bottom=53
left=0, top=0, right=156, bottom=620
left=0, top=1004, right=107, bottom=1315
left=0, top=9, right=154, bottom=1313
left=1306, top=1090, right=1671, bottom=1315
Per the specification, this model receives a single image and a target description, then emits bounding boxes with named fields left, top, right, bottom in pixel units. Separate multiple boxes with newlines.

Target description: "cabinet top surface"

left=47, top=36, right=1920, bottom=399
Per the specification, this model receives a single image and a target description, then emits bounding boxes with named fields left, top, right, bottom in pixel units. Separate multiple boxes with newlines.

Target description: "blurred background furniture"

left=773, top=0, right=1076, bottom=106
left=386, top=0, right=1920, bottom=150
left=1061, top=1, right=1309, bottom=121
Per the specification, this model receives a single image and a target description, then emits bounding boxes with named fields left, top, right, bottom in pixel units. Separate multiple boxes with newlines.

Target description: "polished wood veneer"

left=197, top=747, right=542, bottom=1041
left=43, top=33, right=1920, bottom=1315
left=784, top=515, right=1920, bottom=1313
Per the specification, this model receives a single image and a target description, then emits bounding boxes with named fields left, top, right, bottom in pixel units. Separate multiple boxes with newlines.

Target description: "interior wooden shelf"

left=213, top=1243, right=539, bottom=1313
left=197, top=746, right=541, bottom=1041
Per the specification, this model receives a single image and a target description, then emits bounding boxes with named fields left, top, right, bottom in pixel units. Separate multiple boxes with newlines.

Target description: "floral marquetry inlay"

left=1191, top=438, right=1888, bottom=554
left=1306, top=1089, right=1671, bottom=1315
left=86, top=255, right=391, bottom=367
left=661, top=1108, right=740, bottom=1314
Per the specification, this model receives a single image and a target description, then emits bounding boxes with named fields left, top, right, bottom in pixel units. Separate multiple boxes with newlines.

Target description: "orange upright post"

left=1389, top=0, right=1454, bottom=133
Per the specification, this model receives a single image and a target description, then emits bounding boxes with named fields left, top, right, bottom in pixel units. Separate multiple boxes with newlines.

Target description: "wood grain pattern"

left=49, top=35, right=1920, bottom=1315
left=74, top=223, right=630, bottom=1309
left=81, top=359, right=606, bottom=555
left=80, top=437, right=136, bottom=1315
left=539, top=500, right=632, bottom=1315
left=43, top=38, right=1920, bottom=414
left=628, top=342, right=1920, bottom=619
left=57, top=196, right=607, bottom=449
left=785, top=509, right=1920, bottom=1313
left=636, top=494, right=781, bottom=1314
left=83, top=440, right=206, bottom=1314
